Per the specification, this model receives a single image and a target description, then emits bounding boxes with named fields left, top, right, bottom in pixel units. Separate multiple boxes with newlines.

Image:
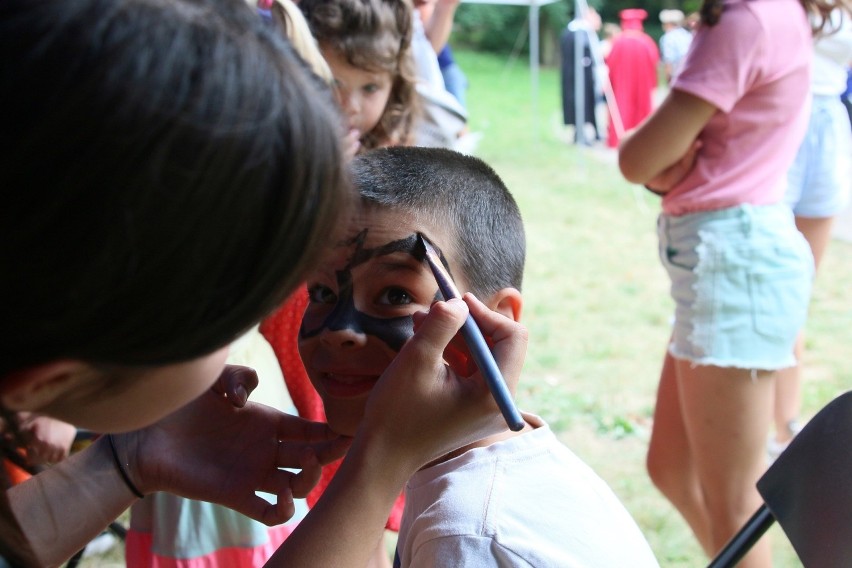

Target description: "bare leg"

left=676, top=360, right=775, bottom=568
left=795, top=216, right=835, bottom=269
left=772, top=216, right=833, bottom=443
left=646, top=350, right=713, bottom=554
left=772, top=335, right=803, bottom=445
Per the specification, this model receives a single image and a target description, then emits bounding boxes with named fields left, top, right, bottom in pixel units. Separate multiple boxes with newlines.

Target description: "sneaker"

left=767, top=419, right=803, bottom=462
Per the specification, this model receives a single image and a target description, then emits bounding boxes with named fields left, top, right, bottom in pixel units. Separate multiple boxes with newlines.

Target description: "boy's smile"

left=299, top=207, right=462, bottom=436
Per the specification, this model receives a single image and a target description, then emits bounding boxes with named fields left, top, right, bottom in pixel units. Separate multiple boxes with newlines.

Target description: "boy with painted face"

left=299, top=147, right=660, bottom=567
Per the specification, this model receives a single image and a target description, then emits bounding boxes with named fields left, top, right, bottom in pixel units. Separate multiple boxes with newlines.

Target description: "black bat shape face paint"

left=300, top=231, right=426, bottom=352
left=301, top=267, right=414, bottom=352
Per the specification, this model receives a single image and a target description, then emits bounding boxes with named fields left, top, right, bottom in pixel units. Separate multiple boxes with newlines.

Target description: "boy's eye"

left=307, top=284, right=337, bottom=305
left=377, top=287, right=413, bottom=306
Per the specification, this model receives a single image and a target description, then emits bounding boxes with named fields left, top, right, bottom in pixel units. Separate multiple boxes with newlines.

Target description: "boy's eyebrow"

left=345, top=232, right=423, bottom=270
left=370, top=256, right=424, bottom=274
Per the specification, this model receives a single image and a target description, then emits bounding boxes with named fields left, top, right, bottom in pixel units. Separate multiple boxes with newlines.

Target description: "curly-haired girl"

left=301, top=0, right=420, bottom=154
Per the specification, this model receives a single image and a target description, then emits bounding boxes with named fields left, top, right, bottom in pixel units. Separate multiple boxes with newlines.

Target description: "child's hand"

left=360, top=295, right=528, bottom=473
left=18, top=414, right=77, bottom=465
left=344, top=127, right=361, bottom=161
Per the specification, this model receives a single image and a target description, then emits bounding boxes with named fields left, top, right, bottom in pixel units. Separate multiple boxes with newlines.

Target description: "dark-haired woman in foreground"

left=0, top=1, right=526, bottom=565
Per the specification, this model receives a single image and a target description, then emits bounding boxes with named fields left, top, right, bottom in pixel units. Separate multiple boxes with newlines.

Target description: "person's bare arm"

left=8, top=296, right=526, bottom=568
left=9, top=435, right=138, bottom=566
left=618, top=89, right=716, bottom=191
left=422, top=0, right=460, bottom=53
left=9, top=367, right=347, bottom=567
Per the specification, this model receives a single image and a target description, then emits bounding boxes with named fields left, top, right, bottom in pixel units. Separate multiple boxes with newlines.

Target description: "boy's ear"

left=0, top=360, right=90, bottom=412
left=488, top=288, right=523, bottom=322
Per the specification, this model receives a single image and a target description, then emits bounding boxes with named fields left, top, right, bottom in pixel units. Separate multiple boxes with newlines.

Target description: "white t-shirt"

left=396, top=413, right=660, bottom=567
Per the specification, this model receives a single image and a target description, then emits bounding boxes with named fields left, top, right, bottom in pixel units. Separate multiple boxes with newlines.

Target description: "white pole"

left=530, top=0, right=539, bottom=139
left=574, top=0, right=624, bottom=139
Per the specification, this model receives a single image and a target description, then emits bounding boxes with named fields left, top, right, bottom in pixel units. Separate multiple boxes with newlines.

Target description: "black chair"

left=708, top=390, right=852, bottom=568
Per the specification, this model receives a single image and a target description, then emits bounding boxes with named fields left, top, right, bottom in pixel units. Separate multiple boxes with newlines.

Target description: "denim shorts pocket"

left=749, top=268, right=811, bottom=342
left=662, top=243, right=697, bottom=273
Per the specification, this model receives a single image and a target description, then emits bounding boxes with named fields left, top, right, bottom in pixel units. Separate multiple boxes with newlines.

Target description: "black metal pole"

left=707, top=504, right=776, bottom=568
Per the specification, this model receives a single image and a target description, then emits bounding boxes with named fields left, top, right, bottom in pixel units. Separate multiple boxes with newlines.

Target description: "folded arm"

left=618, top=89, right=717, bottom=192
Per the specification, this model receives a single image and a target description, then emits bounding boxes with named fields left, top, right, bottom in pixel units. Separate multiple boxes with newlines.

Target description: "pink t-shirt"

left=662, top=0, right=811, bottom=215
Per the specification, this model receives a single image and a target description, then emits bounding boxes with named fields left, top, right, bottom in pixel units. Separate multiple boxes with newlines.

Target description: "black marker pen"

left=416, top=233, right=525, bottom=432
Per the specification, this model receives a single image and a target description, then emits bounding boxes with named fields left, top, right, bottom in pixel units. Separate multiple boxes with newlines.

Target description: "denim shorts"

left=658, top=204, right=814, bottom=370
left=785, top=94, right=852, bottom=218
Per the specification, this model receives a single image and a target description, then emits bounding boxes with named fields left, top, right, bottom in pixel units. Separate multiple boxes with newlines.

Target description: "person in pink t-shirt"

left=618, top=1, right=851, bottom=566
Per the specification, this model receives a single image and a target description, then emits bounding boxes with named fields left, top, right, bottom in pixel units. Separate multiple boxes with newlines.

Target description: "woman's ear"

left=487, top=288, right=523, bottom=322
left=0, top=361, right=89, bottom=412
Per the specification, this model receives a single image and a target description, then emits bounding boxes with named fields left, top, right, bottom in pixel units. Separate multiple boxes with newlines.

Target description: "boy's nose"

left=319, top=326, right=368, bottom=349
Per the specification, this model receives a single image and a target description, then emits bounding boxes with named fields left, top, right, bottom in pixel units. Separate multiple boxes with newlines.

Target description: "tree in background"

left=453, top=0, right=699, bottom=62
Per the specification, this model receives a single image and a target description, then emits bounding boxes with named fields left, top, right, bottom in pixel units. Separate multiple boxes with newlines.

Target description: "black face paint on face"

left=300, top=231, right=426, bottom=352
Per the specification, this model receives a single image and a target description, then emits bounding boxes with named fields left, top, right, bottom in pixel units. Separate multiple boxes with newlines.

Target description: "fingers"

left=248, top=451, right=323, bottom=525
left=235, top=489, right=296, bottom=527
left=275, top=412, right=339, bottom=443
left=343, top=127, right=361, bottom=161
left=211, top=365, right=259, bottom=408
left=310, top=437, right=350, bottom=465
left=463, top=293, right=528, bottom=388
left=288, top=450, right=323, bottom=498
left=29, top=442, right=68, bottom=465
left=404, top=298, right=469, bottom=359
left=276, top=438, right=348, bottom=470
left=679, top=139, right=703, bottom=169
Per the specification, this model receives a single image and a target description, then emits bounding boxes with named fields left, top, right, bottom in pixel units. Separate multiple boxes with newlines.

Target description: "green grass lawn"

left=457, top=48, right=852, bottom=568
left=81, top=48, right=850, bottom=568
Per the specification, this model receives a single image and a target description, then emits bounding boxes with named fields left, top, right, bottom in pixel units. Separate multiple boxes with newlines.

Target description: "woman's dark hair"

left=300, top=0, right=420, bottom=150
left=0, top=0, right=351, bottom=376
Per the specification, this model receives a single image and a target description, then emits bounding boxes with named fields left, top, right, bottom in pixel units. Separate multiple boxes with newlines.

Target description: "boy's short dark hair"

left=351, top=147, right=525, bottom=296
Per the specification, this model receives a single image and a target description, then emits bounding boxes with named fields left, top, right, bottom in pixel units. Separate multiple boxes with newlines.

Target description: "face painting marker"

left=416, top=233, right=525, bottom=432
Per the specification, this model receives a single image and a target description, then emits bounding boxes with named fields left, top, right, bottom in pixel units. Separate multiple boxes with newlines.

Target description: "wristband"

left=107, top=434, right=144, bottom=499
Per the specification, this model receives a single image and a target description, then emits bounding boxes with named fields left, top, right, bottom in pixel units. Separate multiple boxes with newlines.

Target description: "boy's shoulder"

left=399, top=416, right=660, bottom=566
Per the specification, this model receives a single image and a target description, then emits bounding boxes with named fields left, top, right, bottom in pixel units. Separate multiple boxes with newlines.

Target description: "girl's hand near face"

left=344, top=127, right=361, bottom=160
